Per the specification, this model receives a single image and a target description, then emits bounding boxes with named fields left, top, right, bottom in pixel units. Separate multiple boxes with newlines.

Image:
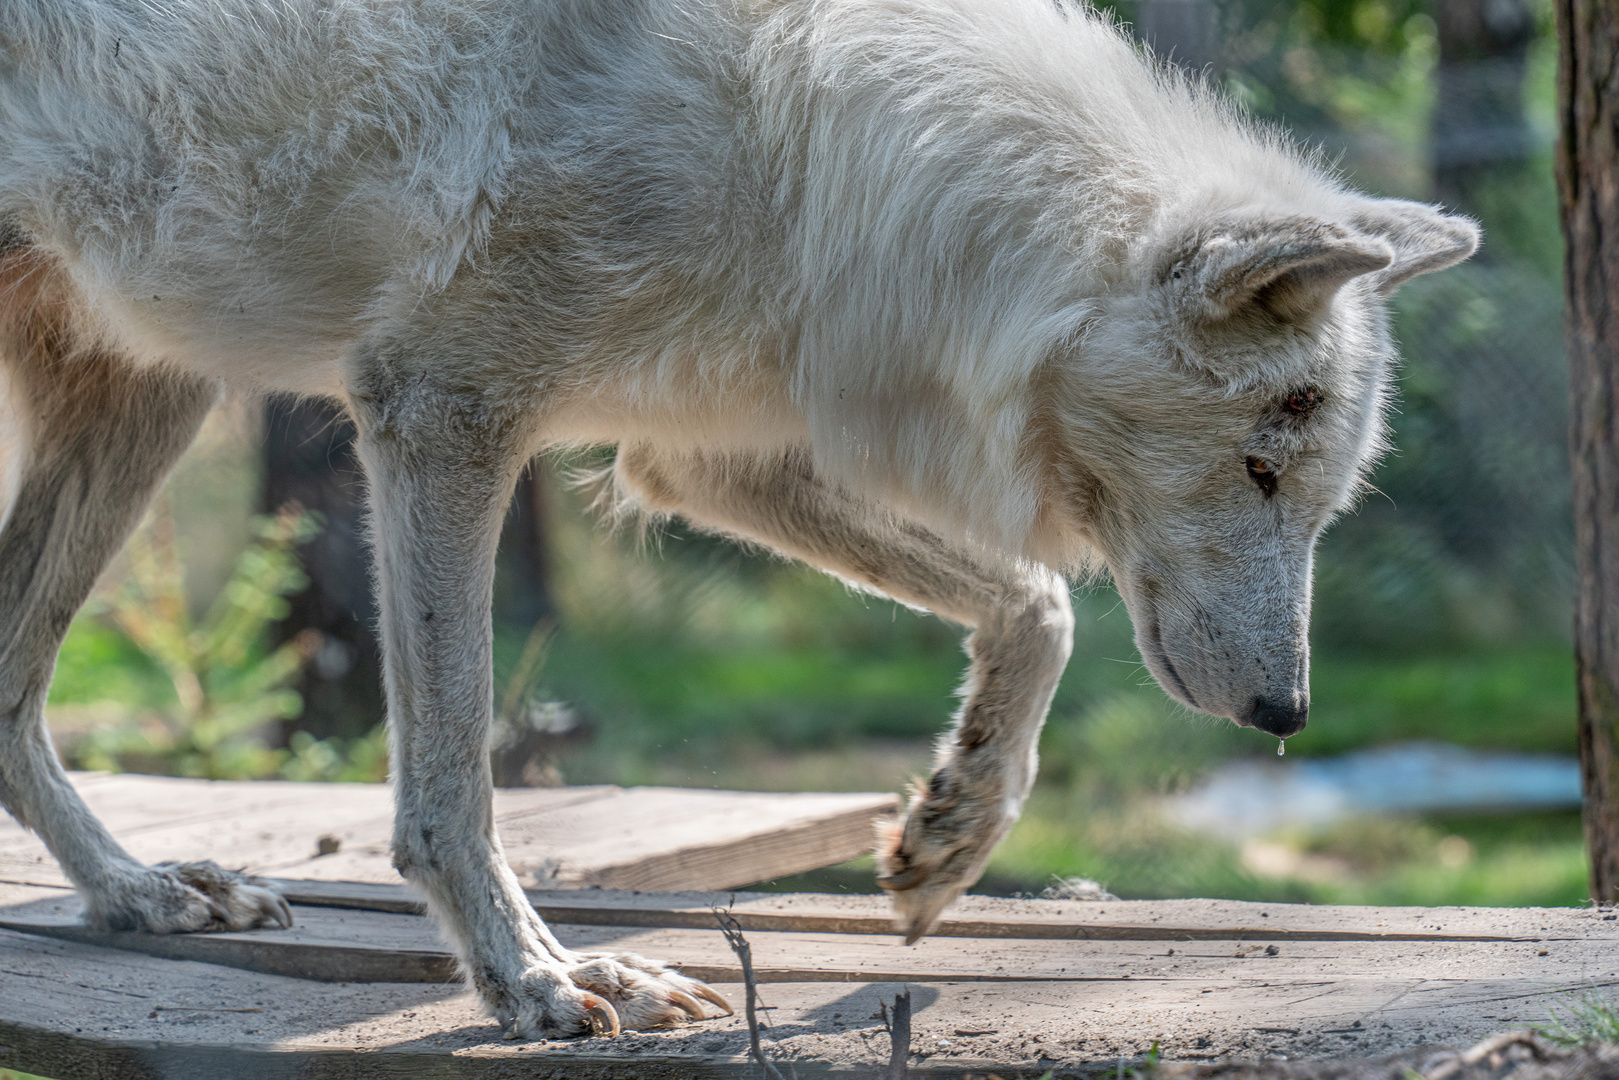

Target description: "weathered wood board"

left=279, top=878, right=1619, bottom=943
left=0, top=773, right=899, bottom=891
left=3, top=889, right=1614, bottom=985
left=1, top=876, right=1615, bottom=1078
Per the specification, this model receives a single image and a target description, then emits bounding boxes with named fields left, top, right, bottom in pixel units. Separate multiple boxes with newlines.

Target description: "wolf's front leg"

left=875, top=567, right=1072, bottom=941
left=352, top=365, right=727, bottom=1039
left=614, top=447, right=1074, bottom=942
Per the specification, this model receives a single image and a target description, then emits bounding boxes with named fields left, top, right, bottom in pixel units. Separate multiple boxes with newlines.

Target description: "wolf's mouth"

left=1147, top=616, right=1202, bottom=711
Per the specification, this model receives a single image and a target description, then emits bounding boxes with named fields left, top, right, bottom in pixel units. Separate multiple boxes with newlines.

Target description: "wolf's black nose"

left=1250, top=696, right=1308, bottom=738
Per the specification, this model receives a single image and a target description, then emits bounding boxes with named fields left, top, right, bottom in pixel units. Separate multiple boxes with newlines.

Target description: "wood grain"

left=0, top=777, right=1607, bottom=1076
left=0, top=923, right=1606, bottom=1079
left=276, top=877, right=1617, bottom=943
left=0, top=774, right=899, bottom=891
left=3, top=892, right=1613, bottom=987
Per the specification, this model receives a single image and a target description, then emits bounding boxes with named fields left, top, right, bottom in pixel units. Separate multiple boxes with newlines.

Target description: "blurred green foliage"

left=48, top=502, right=386, bottom=783
left=1215, top=0, right=1571, bottom=650
left=986, top=687, right=1585, bottom=907
left=1314, top=260, right=1570, bottom=651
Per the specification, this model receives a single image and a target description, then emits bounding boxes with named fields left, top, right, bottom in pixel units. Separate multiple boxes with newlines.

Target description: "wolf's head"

left=1045, top=199, right=1478, bottom=739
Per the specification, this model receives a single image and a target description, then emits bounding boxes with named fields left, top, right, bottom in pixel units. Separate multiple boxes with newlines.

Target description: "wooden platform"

left=0, top=773, right=900, bottom=891
left=1, top=776, right=1615, bottom=1078
left=3, top=876, right=1618, bottom=1078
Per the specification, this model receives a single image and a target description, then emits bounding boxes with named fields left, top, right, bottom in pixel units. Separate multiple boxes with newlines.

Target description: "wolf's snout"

left=1248, top=696, right=1308, bottom=738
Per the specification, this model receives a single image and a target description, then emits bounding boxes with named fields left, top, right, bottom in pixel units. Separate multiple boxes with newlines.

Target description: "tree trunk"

left=263, top=399, right=554, bottom=741
left=1558, top=0, right=1619, bottom=901
left=262, top=397, right=384, bottom=742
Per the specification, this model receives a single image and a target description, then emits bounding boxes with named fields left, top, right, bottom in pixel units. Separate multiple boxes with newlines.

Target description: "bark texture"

left=1559, top=0, right=1619, bottom=900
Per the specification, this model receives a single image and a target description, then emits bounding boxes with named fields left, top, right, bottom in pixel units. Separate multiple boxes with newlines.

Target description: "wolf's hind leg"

left=614, top=446, right=1074, bottom=943
left=0, top=262, right=289, bottom=932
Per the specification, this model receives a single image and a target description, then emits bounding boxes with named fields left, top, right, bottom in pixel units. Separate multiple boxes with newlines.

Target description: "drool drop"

left=1277, top=739, right=1286, bottom=757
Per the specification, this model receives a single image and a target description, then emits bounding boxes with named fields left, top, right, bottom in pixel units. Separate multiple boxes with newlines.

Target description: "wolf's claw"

left=584, top=995, right=621, bottom=1037
left=569, top=952, right=730, bottom=1029
left=877, top=776, right=1016, bottom=944
left=667, top=989, right=707, bottom=1021
left=694, top=982, right=735, bottom=1016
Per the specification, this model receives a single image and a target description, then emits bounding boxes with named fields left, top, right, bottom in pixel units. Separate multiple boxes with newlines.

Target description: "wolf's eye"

left=1246, top=456, right=1278, bottom=497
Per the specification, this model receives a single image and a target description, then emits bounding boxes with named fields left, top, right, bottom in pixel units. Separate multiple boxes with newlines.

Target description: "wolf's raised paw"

left=876, top=770, right=1015, bottom=944
left=84, top=859, right=292, bottom=933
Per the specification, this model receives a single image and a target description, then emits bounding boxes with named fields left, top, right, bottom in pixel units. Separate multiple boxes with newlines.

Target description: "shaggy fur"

left=0, top=0, right=1477, bottom=1039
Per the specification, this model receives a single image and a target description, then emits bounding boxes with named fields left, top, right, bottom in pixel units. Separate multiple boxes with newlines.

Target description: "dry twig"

left=884, top=988, right=912, bottom=1080
left=1420, top=1031, right=1549, bottom=1080
left=714, top=904, right=789, bottom=1080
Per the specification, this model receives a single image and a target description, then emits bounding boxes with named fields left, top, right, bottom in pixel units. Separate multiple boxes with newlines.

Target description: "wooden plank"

left=238, top=785, right=625, bottom=884
left=0, top=901, right=1138, bottom=984
left=0, top=775, right=406, bottom=887
left=0, top=774, right=396, bottom=854
left=4, top=894, right=1616, bottom=988
left=0, top=774, right=898, bottom=892
left=0, top=779, right=620, bottom=885
left=276, top=878, right=1613, bottom=943
left=0, top=879, right=65, bottom=910
left=0, top=926, right=1600, bottom=1079
left=497, top=788, right=903, bottom=891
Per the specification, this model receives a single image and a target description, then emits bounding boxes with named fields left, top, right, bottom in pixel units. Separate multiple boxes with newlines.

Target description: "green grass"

left=1538, top=990, right=1619, bottom=1047
left=986, top=800, right=1587, bottom=907
left=1301, top=644, right=1577, bottom=756
left=527, top=589, right=1577, bottom=781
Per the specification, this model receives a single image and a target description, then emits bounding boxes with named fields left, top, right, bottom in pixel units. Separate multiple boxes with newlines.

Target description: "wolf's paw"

left=568, top=952, right=733, bottom=1032
left=876, top=769, right=1016, bottom=944
left=484, top=964, right=620, bottom=1040
left=84, top=860, right=293, bottom=933
left=488, top=955, right=731, bottom=1040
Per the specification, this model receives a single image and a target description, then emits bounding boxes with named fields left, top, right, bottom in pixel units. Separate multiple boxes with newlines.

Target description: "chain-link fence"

left=1120, top=0, right=1569, bottom=650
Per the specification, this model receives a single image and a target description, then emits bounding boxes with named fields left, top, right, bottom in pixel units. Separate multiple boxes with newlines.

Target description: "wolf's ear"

left=1349, top=199, right=1480, bottom=295
left=1174, top=216, right=1395, bottom=322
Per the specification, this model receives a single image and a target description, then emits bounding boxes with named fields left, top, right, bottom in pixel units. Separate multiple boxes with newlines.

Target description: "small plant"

left=66, top=500, right=379, bottom=781
left=280, top=725, right=391, bottom=783
left=1536, top=990, right=1619, bottom=1047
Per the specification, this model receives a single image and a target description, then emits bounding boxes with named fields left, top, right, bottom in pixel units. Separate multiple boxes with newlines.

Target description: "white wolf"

left=0, top=0, right=1476, bottom=1040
